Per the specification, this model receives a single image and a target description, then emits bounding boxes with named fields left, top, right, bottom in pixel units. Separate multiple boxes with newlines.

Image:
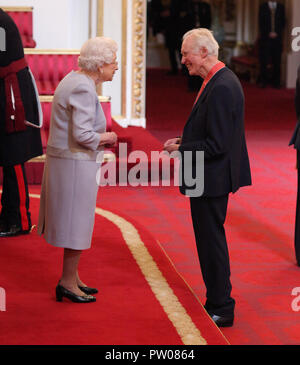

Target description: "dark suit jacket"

left=259, top=2, right=285, bottom=41
left=296, top=65, right=300, bottom=121
left=289, top=65, right=300, bottom=165
left=179, top=67, right=252, bottom=197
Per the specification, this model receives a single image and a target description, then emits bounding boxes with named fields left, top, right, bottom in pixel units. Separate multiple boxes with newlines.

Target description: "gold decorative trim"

left=97, top=0, right=104, bottom=36
left=24, top=49, right=80, bottom=55
left=131, top=0, right=146, bottom=119
left=39, top=95, right=111, bottom=103
left=29, top=152, right=115, bottom=163
left=88, top=0, right=92, bottom=38
left=121, top=0, right=127, bottom=117
left=10, top=190, right=213, bottom=344
left=155, top=239, right=231, bottom=344
left=25, top=192, right=207, bottom=344
left=2, top=6, right=33, bottom=12
left=94, top=206, right=207, bottom=345
left=29, top=154, right=46, bottom=162
left=96, top=0, right=104, bottom=95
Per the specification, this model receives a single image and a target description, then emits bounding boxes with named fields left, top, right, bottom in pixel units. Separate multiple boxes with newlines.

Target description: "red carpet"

left=1, top=69, right=300, bottom=345
left=0, top=187, right=228, bottom=345
left=143, top=69, right=300, bottom=345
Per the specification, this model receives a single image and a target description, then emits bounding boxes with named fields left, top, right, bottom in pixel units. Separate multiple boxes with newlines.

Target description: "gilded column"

left=131, top=0, right=146, bottom=124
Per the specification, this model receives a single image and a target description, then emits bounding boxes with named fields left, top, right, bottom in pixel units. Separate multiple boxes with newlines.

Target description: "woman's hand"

left=99, top=132, right=118, bottom=147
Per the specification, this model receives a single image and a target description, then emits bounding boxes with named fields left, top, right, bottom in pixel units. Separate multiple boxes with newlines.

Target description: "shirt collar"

left=268, top=1, right=277, bottom=9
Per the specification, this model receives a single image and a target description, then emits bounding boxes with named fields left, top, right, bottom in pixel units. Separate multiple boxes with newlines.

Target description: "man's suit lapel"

left=187, top=68, right=226, bottom=121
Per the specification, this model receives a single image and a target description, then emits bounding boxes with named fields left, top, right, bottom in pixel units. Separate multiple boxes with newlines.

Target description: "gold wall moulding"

left=29, top=154, right=46, bottom=163
left=29, top=151, right=115, bottom=163
left=131, top=0, right=146, bottom=119
left=97, top=0, right=104, bottom=36
left=121, top=0, right=127, bottom=118
left=2, top=6, right=33, bottom=12
left=39, top=95, right=111, bottom=103
left=24, top=49, right=80, bottom=55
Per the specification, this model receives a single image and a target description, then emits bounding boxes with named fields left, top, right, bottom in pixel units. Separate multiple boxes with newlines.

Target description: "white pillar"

left=286, top=0, right=300, bottom=88
left=243, top=0, right=251, bottom=43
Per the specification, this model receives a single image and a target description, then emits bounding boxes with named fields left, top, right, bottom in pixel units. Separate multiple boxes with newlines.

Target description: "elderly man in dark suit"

left=164, top=28, right=252, bottom=327
left=289, top=65, right=300, bottom=265
left=0, top=9, right=43, bottom=237
left=258, top=1, right=285, bottom=88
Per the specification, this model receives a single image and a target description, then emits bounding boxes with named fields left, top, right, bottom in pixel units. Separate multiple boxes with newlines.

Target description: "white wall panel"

left=0, top=0, right=89, bottom=49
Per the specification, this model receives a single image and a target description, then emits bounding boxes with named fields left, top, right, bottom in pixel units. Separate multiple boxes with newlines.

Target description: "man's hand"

left=269, top=32, right=278, bottom=39
left=163, top=137, right=181, bottom=153
left=164, top=143, right=179, bottom=153
left=164, top=137, right=181, bottom=147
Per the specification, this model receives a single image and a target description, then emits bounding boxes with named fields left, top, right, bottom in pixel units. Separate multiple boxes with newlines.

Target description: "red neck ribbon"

left=194, top=61, right=225, bottom=105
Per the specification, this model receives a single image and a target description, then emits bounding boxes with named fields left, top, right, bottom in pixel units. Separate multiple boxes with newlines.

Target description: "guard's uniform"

left=0, top=8, right=43, bottom=236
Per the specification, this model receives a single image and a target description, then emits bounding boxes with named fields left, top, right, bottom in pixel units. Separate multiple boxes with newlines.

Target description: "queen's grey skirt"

left=37, top=155, right=100, bottom=250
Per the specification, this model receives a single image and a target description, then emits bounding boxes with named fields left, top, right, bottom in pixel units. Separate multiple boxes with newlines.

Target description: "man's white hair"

left=78, top=37, right=118, bottom=72
left=183, top=28, right=219, bottom=57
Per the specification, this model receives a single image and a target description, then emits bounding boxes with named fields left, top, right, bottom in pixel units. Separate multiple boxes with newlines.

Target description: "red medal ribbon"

left=194, top=61, right=225, bottom=105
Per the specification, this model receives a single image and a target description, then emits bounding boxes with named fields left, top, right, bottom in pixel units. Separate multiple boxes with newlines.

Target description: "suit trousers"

left=259, top=38, right=282, bottom=86
left=190, top=194, right=235, bottom=316
left=0, top=164, right=31, bottom=230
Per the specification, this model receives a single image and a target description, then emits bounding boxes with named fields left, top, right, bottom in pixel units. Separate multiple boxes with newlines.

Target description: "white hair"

left=183, top=28, right=219, bottom=57
left=78, top=37, right=118, bottom=72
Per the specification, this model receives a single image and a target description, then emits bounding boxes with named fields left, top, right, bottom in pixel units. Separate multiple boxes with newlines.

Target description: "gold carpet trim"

left=22, top=193, right=207, bottom=344
left=155, top=239, right=230, bottom=345
left=94, top=207, right=207, bottom=345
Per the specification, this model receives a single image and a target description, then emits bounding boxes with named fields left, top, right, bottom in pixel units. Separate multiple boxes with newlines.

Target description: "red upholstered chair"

left=25, top=50, right=80, bottom=95
left=3, top=6, right=36, bottom=48
left=231, top=41, right=260, bottom=84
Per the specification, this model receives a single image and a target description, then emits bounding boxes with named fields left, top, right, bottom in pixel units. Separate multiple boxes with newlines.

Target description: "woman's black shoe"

left=56, top=284, right=96, bottom=303
left=78, top=286, right=98, bottom=295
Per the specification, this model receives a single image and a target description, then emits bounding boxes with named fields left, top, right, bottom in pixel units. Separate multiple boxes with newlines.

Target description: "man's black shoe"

left=209, top=314, right=234, bottom=327
left=0, top=224, right=31, bottom=238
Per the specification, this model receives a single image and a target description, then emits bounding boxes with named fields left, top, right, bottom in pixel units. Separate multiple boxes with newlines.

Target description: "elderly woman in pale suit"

left=38, top=37, right=118, bottom=303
